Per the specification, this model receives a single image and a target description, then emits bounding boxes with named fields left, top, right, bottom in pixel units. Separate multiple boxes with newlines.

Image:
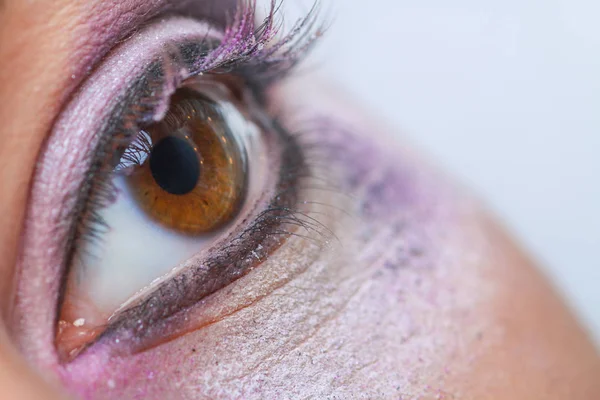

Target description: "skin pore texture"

left=0, top=0, right=599, bottom=399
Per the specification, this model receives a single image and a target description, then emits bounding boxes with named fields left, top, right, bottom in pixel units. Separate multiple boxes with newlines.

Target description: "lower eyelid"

left=64, top=198, right=351, bottom=395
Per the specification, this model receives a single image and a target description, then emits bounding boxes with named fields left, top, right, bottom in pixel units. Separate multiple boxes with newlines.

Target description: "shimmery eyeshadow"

left=76, top=0, right=320, bottom=89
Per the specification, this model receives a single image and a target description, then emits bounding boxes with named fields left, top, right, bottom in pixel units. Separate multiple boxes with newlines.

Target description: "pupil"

left=149, top=136, right=200, bottom=195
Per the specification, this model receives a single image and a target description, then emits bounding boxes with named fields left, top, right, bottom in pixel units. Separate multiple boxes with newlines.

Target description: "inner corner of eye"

left=55, top=78, right=260, bottom=360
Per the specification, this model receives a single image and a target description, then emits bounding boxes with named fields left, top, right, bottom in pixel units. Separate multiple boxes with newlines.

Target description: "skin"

left=0, top=0, right=599, bottom=398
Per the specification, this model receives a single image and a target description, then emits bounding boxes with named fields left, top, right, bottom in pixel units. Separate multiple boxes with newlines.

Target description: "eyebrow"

left=90, top=0, right=240, bottom=30
left=87, top=0, right=240, bottom=44
left=70, top=0, right=240, bottom=87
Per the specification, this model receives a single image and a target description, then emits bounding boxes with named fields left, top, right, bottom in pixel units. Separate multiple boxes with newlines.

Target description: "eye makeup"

left=58, top=78, right=265, bottom=357
left=14, top=1, right=323, bottom=365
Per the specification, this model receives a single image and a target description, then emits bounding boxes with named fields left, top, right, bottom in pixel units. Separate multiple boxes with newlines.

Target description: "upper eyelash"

left=161, top=0, right=323, bottom=93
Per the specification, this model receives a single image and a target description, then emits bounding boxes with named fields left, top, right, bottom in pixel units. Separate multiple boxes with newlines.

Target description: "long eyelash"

left=197, top=0, right=324, bottom=85
left=157, top=0, right=324, bottom=98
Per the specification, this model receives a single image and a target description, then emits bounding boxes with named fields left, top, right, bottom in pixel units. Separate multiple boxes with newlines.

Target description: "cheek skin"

left=450, top=218, right=600, bottom=398
left=56, top=80, right=600, bottom=399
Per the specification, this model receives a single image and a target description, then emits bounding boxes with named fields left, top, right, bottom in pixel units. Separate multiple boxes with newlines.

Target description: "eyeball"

left=56, top=78, right=264, bottom=359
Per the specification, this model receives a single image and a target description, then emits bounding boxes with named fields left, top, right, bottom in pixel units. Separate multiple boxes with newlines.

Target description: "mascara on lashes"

left=58, top=9, right=322, bottom=358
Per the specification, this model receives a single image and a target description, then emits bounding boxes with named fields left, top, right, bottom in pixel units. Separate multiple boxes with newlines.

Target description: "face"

left=0, top=1, right=598, bottom=399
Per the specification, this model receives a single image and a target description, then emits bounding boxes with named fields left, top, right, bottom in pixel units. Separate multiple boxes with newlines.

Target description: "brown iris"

left=121, top=86, right=247, bottom=234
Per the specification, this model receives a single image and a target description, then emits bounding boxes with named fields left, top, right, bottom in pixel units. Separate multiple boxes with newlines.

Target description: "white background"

left=284, top=0, right=600, bottom=342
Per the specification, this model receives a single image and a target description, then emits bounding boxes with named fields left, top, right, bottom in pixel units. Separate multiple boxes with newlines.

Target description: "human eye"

left=7, top=1, right=600, bottom=398
left=15, top=2, right=327, bottom=363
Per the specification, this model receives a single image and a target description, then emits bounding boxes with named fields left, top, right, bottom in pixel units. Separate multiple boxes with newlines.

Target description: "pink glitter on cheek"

left=55, top=80, right=478, bottom=400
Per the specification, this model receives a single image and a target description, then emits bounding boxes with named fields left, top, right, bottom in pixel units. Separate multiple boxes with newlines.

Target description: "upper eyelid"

left=66, top=0, right=321, bottom=122
left=71, top=3, right=320, bottom=246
